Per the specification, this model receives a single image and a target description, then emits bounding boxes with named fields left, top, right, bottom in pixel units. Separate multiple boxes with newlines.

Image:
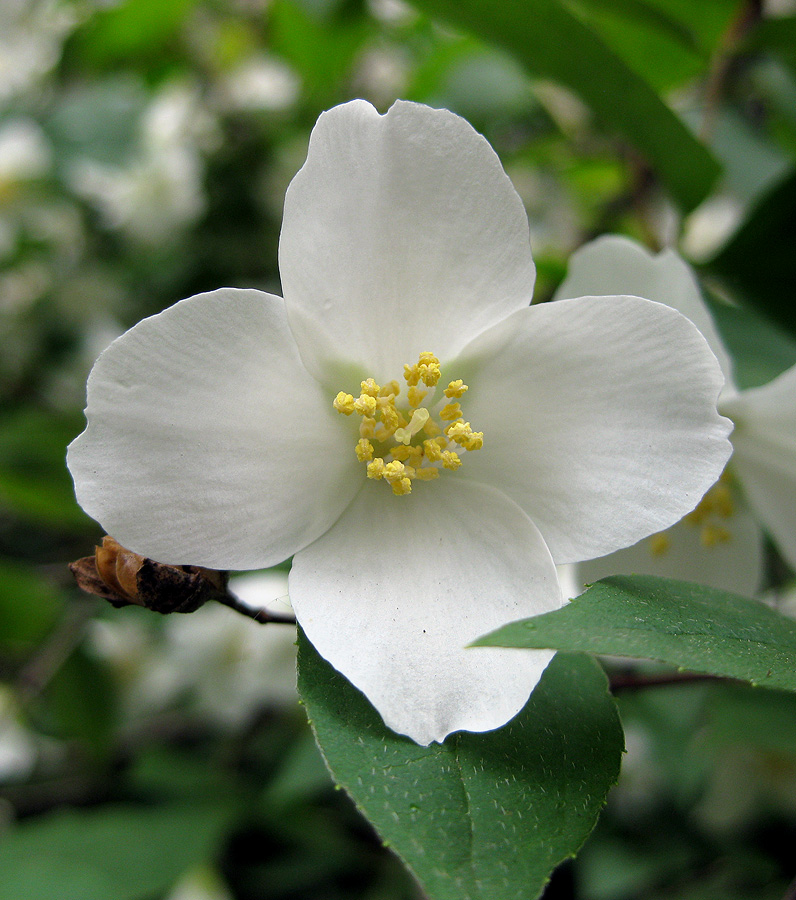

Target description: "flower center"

left=647, top=471, right=735, bottom=557
left=332, top=352, right=484, bottom=496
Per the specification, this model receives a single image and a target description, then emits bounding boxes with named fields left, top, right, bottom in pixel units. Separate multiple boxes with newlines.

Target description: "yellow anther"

left=446, top=421, right=472, bottom=444
left=379, top=403, right=400, bottom=431
left=422, top=418, right=442, bottom=437
left=423, top=439, right=444, bottom=462
left=333, top=392, right=355, bottom=415
left=355, top=439, right=374, bottom=462
left=439, top=402, right=463, bottom=422
left=459, top=431, right=483, bottom=451
left=391, top=477, right=412, bottom=496
left=360, top=378, right=380, bottom=398
left=334, top=353, right=483, bottom=495
left=390, top=445, right=411, bottom=461
left=444, top=380, right=468, bottom=399
left=379, top=380, right=401, bottom=398
left=407, top=446, right=423, bottom=469
left=701, top=523, right=731, bottom=548
left=441, top=451, right=462, bottom=470
left=407, top=386, right=427, bottom=408
left=417, top=352, right=441, bottom=387
left=712, top=484, right=733, bottom=518
left=367, top=458, right=385, bottom=480
left=648, top=532, right=670, bottom=557
left=404, top=363, right=420, bottom=387
left=383, top=460, right=408, bottom=483
left=353, top=394, right=377, bottom=417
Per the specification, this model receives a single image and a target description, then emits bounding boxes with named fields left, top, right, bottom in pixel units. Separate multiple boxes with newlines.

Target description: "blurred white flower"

left=0, top=119, right=51, bottom=186
left=166, top=866, right=233, bottom=900
left=90, top=569, right=297, bottom=726
left=0, top=0, right=76, bottom=103
left=219, top=56, right=300, bottom=112
left=557, top=235, right=796, bottom=596
left=68, top=83, right=216, bottom=243
left=0, top=687, right=36, bottom=784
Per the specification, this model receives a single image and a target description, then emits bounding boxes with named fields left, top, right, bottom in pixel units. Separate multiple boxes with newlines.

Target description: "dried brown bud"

left=69, top=536, right=227, bottom=614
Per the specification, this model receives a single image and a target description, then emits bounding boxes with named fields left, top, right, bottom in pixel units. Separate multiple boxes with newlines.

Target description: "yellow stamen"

left=441, top=451, right=462, bottom=470
left=701, top=523, right=731, bottom=548
left=355, top=439, right=374, bottom=462
left=439, top=402, right=462, bottom=422
left=367, top=458, right=385, bottom=480
left=333, top=352, right=483, bottom=495
left=407, top=385, right=427, bottom=408
left=360, top=378, right=380, bottom=398
left=333, top=392, right=355, bottom=415
left=648, top=532, right=670, bottom=557
left=353, top=394, right=377, bottom=417
left=391, top=477, right=412, bottom=496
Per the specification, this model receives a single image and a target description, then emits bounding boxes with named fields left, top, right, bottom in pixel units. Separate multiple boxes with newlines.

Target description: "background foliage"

left=2, top=0, right=796, bottom=898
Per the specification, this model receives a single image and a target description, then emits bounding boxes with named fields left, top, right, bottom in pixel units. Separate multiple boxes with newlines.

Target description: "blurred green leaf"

left=0, top=558, right=63, bottom=654
left=701, top=681, right=796, bottom=756
left=270, top=0, right=373, bottom=103
left=707, top=295, right=796, bottom=390
left=0, top=802, right=232, bottom=900
left=298, top=637, right=623, bottom=900
left=0, top=409, right=93, bottom=531
left=476, top=575, right=796, bottom=692
left=747, top=15, right=796, bottom=78
left=67, top=0, right=196, bottom=70
left=411, top=0, right=720, bottom=210
left=46, top=645, right=118, bottom=754
left=709, top=167, right=796, bottom=337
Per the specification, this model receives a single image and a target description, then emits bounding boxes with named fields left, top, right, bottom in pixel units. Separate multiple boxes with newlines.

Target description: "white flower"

left=555, top=235, right=796, bottom=596
left=68, top=101, right=732, bottom=745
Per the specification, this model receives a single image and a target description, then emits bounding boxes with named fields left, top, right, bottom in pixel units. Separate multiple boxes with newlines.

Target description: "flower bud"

left=69, top=536, right=227, bottom=614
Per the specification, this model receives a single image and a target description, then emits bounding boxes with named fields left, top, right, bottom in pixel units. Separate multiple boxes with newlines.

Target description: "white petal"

left=575, top=501, right=764, bottom=597
left=290, top=478, right=563, bottom=746
left=456, top=295, right=733, bottom=564
left=279, top=99, right=535, bottom=385
left=68, top=289, right=361, bottom=569
left=722, top=364, right=796, bottom=569
left=554, top=235, right=737, bottom=394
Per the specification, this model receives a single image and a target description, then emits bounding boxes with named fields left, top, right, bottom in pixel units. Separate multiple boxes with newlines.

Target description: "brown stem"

left=214, top=590, right=296, bottom=625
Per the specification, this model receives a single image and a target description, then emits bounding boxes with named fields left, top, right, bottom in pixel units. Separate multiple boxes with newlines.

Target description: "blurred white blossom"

left=0, top=688, right=36, bottom=784
left=0, top=0, right=76, bottom=103
left=219, top=55, right=300, bottom=112
left=0, top=119, right=52, bottom=186
left=68, top=83, right=218, bottom=243
left=90, top=569, right=297, bottom=727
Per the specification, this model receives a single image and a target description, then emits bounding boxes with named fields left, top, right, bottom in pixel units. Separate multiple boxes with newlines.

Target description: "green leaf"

left=410, top=0, right=720, bottom=210
left=707, top=295, right=796, bottom=389
left=298, top=634, right=623, bottom=900
left=747, top=15, right=796, bottom=79
left=0, top=802, right=232, bottom=900
left=475, top=575, right=796, bottom=692
left=0, top=558, right=62, bottom=654
left=709, top=166, right=796, bottom=338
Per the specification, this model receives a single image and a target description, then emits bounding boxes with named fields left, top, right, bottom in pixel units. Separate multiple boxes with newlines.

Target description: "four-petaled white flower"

left=67, top=101, right=732, bottom=745
left=556, top=235, right=796, bottom=597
